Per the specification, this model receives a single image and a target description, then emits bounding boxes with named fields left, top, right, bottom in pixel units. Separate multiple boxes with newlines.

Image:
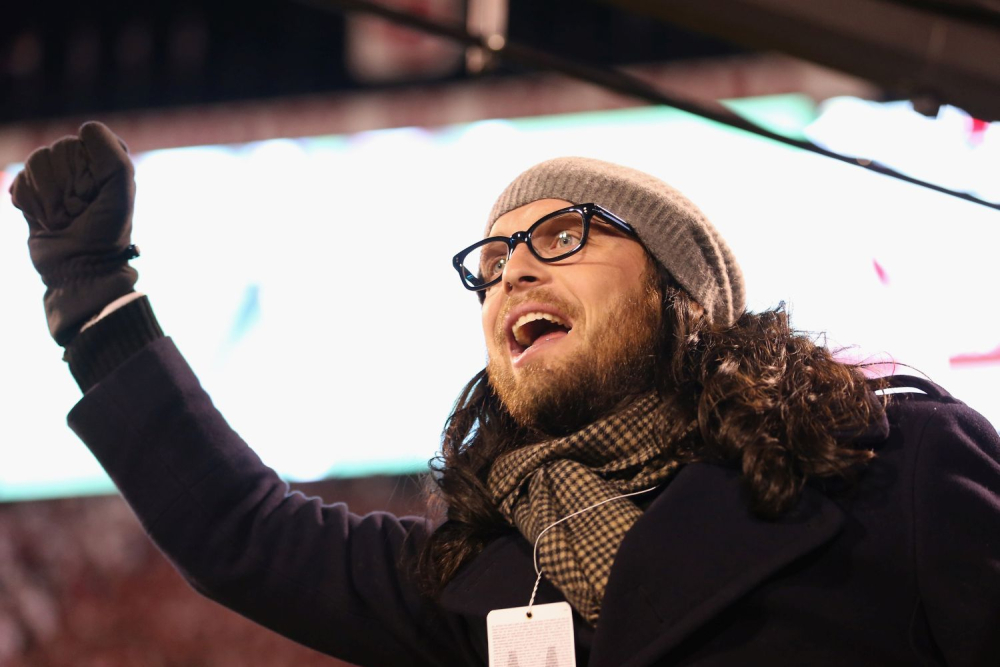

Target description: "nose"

left=502, top=236, right=550, bottom=294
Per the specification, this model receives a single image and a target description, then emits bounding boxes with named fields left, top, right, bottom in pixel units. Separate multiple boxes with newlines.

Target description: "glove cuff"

left=39, top=245, right=141, bottom=287
left=64, top=295, right=164, bottom=392
left=45, top=265, right=139, bottom=345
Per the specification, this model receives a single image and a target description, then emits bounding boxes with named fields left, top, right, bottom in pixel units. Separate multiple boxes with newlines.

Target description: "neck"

left=520, top=388, right=658, bottom=441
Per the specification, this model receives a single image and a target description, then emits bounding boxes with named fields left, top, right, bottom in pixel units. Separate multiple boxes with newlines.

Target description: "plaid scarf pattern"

left=488, top=393, right=688, bottom=625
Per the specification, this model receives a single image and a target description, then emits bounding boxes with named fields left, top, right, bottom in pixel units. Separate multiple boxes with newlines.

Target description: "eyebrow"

left=591, top=216, right=633, bottom=237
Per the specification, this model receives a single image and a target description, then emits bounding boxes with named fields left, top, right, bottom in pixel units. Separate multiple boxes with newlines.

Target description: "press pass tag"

left=487, top=601, right=576, bottom=667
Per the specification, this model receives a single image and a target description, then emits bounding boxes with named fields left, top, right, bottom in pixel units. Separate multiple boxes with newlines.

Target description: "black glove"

left=9, top=122, right=140, bottom=346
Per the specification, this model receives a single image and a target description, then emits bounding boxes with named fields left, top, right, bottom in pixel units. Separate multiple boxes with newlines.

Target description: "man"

left=9, top=122, right=1000, bottom=666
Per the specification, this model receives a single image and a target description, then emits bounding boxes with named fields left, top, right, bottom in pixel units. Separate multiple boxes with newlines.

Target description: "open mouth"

left=509, top=311, right=573, bottom=357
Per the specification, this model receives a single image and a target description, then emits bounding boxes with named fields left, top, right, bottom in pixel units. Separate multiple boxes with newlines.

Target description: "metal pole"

left=293, top=0, right=1000, bottom=211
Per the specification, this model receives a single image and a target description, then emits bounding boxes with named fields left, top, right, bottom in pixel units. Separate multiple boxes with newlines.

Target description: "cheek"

left=482, top=299, right=502, bottom=352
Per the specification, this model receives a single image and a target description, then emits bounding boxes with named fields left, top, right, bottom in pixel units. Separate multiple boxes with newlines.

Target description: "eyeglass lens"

left=461, top=210, right=586, bottom=287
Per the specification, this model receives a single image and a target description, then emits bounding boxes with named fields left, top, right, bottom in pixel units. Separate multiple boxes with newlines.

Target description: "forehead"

left=487, top=198, right=574, bottom=237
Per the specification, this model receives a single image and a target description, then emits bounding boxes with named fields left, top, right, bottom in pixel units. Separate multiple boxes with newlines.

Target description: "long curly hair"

left=415, top=262, right=887, bottom=595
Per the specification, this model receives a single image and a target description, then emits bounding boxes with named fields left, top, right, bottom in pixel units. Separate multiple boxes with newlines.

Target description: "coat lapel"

left=438, top=533, right=565, bottom=616
left=589, top=463, right=847, bottom=667
left=437, top=459, right=856, bottom=667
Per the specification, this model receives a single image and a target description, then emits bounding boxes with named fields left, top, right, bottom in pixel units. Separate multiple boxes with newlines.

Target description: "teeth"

left=512, top=312, right=569, bottom=347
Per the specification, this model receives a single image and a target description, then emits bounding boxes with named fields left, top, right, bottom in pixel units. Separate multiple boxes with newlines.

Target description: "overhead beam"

left=596, top=0, right=1000, bottom=120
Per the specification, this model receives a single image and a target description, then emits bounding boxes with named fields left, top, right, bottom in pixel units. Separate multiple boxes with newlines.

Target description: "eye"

left=481, top=254, right=507, bottom=281
left=531, top=211, right=585, bottom=259
left=487, top=255, right=507, bottom=278
left=554, top=230, right=580, bottom=248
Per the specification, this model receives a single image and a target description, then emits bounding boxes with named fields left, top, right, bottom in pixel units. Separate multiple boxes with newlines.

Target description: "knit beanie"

left=488, top=157, right=746, bottom=326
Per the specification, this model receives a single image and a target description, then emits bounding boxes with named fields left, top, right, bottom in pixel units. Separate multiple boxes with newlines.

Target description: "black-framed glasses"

left=452, top=203, right=636, bottom=292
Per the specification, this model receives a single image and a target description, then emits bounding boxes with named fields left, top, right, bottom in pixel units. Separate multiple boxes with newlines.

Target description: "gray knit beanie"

left=487, top=157, right=746, bottom=326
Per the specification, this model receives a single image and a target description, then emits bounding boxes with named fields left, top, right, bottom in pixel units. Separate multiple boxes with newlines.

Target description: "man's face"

left=482, top=198, right=661, bottom=434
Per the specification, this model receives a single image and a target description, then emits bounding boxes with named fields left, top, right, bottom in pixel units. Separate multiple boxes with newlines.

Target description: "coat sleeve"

left=67, top=336, right=475, bottom=667
left=912, top=400, right=1000, bottom=666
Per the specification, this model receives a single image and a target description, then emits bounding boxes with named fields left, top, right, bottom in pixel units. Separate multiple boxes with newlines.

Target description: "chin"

left=487, top=267, right=662, bottom=435
left=488, top=355, right=634, bottom=436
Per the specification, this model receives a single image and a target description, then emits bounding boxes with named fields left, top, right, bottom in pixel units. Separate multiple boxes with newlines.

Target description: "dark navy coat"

left=68, top=338, right=1000, bottom=666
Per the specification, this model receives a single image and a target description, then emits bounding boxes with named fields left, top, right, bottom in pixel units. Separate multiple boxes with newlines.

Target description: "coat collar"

left=438, top=461, right=848, bottom=666
left=589, top=463, right=846, bottom=667
left=439, top=532, right=560, bottom=615
left=591, top=406, right=889, bottom=666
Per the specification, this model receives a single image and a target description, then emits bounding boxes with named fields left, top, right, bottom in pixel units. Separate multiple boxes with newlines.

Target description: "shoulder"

left=883, top=380, right=1000, bottom=664
left=880, top=375, right=1000, bottom=465
left=878, top=376, right=1000, bottom=548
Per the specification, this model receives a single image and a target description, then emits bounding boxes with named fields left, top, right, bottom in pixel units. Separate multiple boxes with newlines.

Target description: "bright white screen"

left=1, top=95, right=997, bottom=500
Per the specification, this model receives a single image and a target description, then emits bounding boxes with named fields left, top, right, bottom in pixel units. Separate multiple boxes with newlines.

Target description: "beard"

left=487, top=270, right=662, bottom=436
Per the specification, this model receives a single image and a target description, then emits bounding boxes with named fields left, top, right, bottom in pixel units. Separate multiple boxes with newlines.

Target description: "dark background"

left=0, top=0, right=741, bottom=124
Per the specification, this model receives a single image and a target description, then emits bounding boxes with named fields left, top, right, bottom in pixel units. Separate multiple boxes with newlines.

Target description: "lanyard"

left=525, top=485, right=659, bottom=615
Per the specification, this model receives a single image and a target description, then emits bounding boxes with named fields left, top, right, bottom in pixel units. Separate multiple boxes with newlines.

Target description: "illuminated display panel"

left=0, top=94, right=997, bottom=501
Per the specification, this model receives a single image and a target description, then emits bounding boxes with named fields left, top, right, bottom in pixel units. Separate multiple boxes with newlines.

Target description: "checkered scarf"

left=487, top=393, right=688, bottom=625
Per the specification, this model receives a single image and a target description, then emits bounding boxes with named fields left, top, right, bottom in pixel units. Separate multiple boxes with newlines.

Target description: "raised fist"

left=10, top=122, right=139, bottom=345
